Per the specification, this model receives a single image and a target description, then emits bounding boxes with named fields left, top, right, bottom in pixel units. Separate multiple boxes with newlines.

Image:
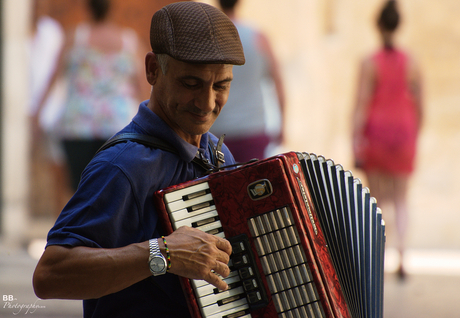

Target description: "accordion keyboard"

left=164, top=182, right=252, bottom=318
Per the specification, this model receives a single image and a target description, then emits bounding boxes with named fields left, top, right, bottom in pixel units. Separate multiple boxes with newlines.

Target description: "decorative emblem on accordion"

left=247, top=179, right=273, bottom=201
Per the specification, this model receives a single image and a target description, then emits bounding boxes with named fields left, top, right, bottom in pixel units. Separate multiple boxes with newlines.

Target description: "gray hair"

left=156, top=54, right=170, bottom=74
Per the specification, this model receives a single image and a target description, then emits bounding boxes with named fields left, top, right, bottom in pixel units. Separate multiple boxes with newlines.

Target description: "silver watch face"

left=149, top=256, right=166, bottom=275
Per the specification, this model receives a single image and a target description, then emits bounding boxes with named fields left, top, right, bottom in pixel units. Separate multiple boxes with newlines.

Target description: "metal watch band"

left=149, top=238, right=160, bottom=257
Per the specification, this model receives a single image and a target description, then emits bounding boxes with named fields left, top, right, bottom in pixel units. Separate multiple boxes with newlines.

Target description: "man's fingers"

left=215, top=237, right=232, bottom=255
left=215, top=248, right=231, bottom=266
left=204, top=270, right=229, bottom=291
left=214, top=259, right=231, bottom=278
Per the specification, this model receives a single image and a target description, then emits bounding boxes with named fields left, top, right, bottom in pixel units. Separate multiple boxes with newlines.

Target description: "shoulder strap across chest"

left=95, top=133, right=225, bottom=172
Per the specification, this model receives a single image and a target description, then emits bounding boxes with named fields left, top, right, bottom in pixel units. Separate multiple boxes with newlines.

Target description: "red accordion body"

left=154, top=152, right=383, bottom=318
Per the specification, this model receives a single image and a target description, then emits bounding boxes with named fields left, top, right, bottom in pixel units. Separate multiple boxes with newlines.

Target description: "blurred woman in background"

left=33, top=0, right=148, bottom=192
left=353, top=0, right=423, bottom=279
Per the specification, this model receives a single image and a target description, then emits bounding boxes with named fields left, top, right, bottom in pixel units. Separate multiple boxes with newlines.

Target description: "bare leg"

left=392, top=175, right=410, bottom=279
left=367, top=171, right=408, bottom=278
left=367, top=171, right=391, bottom=207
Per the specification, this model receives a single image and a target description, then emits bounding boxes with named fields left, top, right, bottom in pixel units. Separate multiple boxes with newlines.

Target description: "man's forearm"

left=33, top=227, right=232, bottom=300
left=33, top=243, right=151, bottom=300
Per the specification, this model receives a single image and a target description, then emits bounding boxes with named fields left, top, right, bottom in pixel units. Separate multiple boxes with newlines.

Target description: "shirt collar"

left=132, top=101, right=210, bottom=163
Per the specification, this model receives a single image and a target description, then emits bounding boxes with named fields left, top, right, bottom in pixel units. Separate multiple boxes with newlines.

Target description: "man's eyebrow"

left=214, top=77, right=233, bottom=85
left=178, top=75, right=202, bottom=81
left=218, top=77, right=233, bottom=83
left=178, top=75, right=233, bottom=83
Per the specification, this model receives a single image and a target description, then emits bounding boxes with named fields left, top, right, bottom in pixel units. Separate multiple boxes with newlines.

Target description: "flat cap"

left=150, top=1, right=245, bottom=65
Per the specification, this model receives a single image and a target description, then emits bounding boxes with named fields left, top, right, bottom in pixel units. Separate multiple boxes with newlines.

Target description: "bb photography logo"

left=2, top=295, right=46, bottom=315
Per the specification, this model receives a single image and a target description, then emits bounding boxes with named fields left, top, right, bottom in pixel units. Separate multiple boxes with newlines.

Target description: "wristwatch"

left=148, top=238, right=167, bottom=276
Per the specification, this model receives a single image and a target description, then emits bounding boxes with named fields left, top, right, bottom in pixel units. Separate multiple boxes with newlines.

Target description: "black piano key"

left=223, top=308, right=250, bottom=318
left=213, top=281, right=242, bottom=294
left=206, top=227, right=223, bottom=236
left=182, top=188, right=210, bottom=201
left=187, top=200, right=215, bottom=212
left=192, top=215, right=219, bottom=227
left=217, top=293, right=246, bottom=306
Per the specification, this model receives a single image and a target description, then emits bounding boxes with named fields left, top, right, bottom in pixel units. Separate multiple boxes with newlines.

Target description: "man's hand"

left=164, top=226, right=232, bottom=291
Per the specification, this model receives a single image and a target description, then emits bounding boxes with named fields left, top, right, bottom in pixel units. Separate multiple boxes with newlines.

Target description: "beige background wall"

left=202, top=0, right=460, bottom=251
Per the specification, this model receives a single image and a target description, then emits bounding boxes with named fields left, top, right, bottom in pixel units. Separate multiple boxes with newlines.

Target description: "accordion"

left=154, top=152, right=385, bottom=318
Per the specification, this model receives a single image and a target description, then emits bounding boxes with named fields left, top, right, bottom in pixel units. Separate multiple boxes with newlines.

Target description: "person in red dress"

left=352, top=0, right=423, bottom=279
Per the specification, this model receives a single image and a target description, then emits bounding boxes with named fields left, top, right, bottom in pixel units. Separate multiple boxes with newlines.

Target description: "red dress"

left=360, top=49, right=419, bottom=175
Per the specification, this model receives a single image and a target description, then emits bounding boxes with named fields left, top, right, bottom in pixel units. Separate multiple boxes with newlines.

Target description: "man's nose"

left=195, top=87, right=216, bottom=113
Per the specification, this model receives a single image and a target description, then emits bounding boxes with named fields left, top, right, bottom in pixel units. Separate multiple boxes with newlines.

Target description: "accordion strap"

left=95, top=133, right=222, bottom=172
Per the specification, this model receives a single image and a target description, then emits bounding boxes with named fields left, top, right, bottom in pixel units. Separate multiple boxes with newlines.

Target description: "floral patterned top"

left=58, top=24, right=139, bottom=139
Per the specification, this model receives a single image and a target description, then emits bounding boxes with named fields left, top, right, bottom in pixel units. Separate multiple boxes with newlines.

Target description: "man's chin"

left=180, top=124, right=211, bottom=140
left=189, top=121, right=214, bottom=135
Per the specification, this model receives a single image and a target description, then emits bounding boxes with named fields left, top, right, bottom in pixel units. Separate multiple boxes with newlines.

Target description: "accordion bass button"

left=242, top=278, right=258, bottom=291
left=246, top=291, right=262, bottom=304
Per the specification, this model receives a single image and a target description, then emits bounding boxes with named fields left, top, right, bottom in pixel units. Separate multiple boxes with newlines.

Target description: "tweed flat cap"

left=150, top=1, right=245, bottom=65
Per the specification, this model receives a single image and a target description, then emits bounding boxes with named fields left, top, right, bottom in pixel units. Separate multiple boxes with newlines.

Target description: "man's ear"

left=145, top=52, right=159, bottom=85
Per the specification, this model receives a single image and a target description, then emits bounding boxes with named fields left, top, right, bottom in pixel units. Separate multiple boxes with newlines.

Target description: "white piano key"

left=174, top=210, right=219, bottom=228
left=196, top=220, right=223, bottom=234
left=198, top=286, right=245, bottom=308
left=192, top=279, right=207, bottom=289
left=169, top=204, right=216, bottom=222
left=205, top=303, right=251, bottom=318
left=201, top=298, right=248, bottom=317
left=164, top=182, right=210, bottom=203
left=195, top=272, right=241, bottom=297
left=215, top=232, right=225, bottom=239
left=167, top=193, right=214, bottom=213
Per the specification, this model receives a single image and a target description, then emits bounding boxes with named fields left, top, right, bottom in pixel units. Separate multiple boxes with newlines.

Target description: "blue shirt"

left=46, top=101, right=235, bottom=317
